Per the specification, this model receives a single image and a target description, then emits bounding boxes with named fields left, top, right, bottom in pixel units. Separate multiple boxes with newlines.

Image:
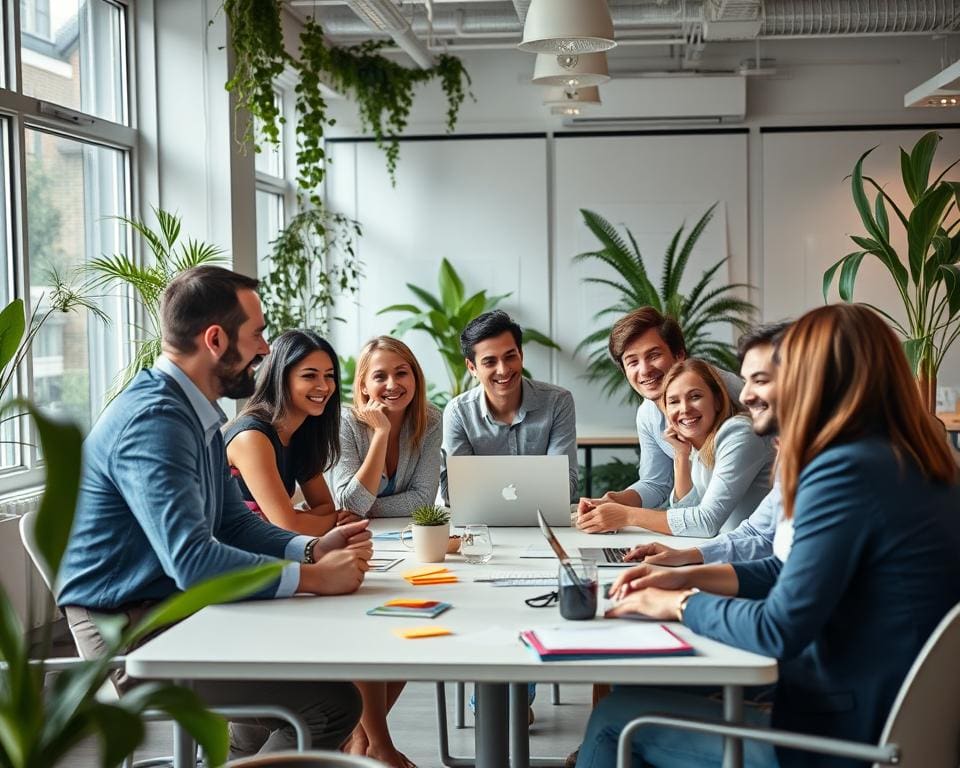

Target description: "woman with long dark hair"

left=577, top=304, right=960, bottom=768
left=224, top=329, right=344, bottom=536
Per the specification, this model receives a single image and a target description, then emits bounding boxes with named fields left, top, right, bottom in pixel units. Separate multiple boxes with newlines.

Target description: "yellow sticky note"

left=393, top=626, right=453, bottom=639
left=385, top=599, right=438, bottom=608
left=409, top=575, right=459, bottom=585
left=402, top=565, right=449, bottom=579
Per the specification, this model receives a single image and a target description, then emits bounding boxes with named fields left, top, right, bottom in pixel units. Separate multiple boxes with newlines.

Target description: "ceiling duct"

left=761, top=0, right=959, bottom=36
left=341, top=0, right=436, bottom=67
left=703, top=0, right=763, bottom=40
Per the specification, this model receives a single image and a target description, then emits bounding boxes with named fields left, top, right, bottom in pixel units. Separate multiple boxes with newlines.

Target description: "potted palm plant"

left=823, top=131, right=960, bottom=412
left=574, top=204, right=757, bottom=404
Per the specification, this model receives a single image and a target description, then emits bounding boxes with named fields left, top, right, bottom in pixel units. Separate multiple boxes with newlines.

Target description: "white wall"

left=322, top=35, right=960, bottom=431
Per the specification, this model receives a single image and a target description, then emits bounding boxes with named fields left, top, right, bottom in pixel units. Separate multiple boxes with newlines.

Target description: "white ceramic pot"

left=400, top=522, right=450, bottom=563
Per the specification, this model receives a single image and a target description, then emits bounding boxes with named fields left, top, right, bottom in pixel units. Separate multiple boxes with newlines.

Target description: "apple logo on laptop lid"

left=501, top=483, right=519, bottom=502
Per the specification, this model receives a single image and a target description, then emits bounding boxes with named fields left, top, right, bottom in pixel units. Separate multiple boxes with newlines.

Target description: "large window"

left=0, top=0, right=135, bottom=489
left=254, top=89, right=294, bottom=277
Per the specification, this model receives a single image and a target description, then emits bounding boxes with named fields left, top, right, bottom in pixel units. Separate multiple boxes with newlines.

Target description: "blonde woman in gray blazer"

left=334, top=336, right=440, bottom=768
left=334, top=336, right=442, bottom=519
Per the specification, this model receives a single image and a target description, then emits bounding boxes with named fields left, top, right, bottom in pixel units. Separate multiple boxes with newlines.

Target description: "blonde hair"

left=661, top=358, right=740, bottom=469
left=777, top=304, right=957, bottom=519
left=353, top=336, right=429, bottom=449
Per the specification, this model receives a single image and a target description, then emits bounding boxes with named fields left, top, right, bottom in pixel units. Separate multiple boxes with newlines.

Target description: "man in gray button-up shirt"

left=441, top=311, right=578, bottom=504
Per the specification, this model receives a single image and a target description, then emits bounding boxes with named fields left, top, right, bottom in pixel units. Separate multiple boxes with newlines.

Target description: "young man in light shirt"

left=440, top=309, right=578, bottom=504
left=623, top=321, right=791, bottom=567
left=576, top=307, right=743, bottom=532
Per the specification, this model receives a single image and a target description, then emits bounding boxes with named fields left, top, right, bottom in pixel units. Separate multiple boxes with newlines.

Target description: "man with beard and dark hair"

left=621, top=320, right=792, bottom=567
left=58, top=266, right=371, bottom=758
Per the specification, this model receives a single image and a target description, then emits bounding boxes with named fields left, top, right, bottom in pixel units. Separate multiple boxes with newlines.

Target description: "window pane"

left=254, top=93, right=283, bottom=178
left=26, top=129, right=127, bottom=431
left=255, top=189, right=283, bottom=275
left=0, top=120, right=19, bottom=470
left=21, top=0, right=127, bottom=124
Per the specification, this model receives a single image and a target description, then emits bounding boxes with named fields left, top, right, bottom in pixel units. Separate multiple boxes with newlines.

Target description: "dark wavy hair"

left=234, top=329, right=342, bottom=481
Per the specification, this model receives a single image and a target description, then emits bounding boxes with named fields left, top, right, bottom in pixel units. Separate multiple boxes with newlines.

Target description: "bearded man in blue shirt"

left=58, top=265, right=371, bottom=758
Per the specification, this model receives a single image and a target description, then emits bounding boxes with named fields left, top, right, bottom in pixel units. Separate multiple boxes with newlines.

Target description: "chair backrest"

left=225, top=752, right=387, bottom=767
left=877, top=601, right=960, bottom=767
left=18, top=510, right=55, bottom=592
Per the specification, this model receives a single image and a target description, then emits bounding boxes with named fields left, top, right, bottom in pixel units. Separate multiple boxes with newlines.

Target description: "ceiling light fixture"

left=532, top=52, right=610, bottom=88
left=542, top=85, right=602, bottom=108
left=904, top=59, right=960, bottom=108
left=519, top=0, right=616, bottom=54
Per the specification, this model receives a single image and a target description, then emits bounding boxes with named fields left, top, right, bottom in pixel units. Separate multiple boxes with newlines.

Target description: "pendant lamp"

left=532, top=52, right=610, bottom=87
left=519, top=0, right=616, bottom=54
left=542, top=85, right=602, bottom=107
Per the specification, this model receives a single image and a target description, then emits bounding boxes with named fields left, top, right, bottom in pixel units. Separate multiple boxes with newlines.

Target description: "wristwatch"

left=676, top=588, right=701, bottom=622
left=304, top=537, right=321, bottom=564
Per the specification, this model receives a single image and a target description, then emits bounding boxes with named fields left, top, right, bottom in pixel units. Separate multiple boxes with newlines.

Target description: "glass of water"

left=461, top=524, right=493, bottom=564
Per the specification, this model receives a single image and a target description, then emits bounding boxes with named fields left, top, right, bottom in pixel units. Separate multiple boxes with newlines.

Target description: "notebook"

left=520, top=622, right=694, bottom=661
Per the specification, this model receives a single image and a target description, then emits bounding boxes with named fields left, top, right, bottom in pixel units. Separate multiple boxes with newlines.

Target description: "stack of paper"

left=402, top=565, right=459, bottom=585
left=520, top=622, right=694, bottom=661
left=367, top=599, right=452, bottom=618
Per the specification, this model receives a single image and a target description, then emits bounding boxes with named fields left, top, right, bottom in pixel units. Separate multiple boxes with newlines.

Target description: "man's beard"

left=752, top=404, right=779, bottom=438
left=215, top=345, right=262, bottom=399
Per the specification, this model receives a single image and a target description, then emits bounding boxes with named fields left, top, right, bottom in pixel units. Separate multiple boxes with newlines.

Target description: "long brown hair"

left=661, top=358, right=741, bottom=469
left=353, top=336, right=430, bottom=449
left=777, top=304, right=957, bottom=518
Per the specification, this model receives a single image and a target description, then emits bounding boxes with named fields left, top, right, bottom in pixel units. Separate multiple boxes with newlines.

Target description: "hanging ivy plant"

left=259, top=209, right=363, bottom=335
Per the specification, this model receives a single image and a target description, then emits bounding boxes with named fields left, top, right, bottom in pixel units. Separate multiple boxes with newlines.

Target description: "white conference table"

left=126, top=521, right=777, bottom=768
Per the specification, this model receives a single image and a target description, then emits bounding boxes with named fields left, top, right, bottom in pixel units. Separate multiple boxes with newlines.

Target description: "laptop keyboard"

left=601, top=547, right=630, bottom=563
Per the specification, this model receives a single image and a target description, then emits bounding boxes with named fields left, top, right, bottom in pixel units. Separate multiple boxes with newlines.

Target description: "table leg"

left=721, top=684, right=744, bottom=768
left=509, top=683, right=530, bottom=768
left=584, top=447, right=593, bottom=498
left=173, top=722, right=196, bottom=768
left=475, top=682, right=509, bottom=768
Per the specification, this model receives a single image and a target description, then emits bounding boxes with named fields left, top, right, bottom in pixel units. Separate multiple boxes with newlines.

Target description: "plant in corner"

left=575, top=204, right=757, bottom=404
left=0, top=296, right=285, bottom=768
left=378, top=258, right=560, bottom=407
left=83, top=207, right=225, bottom=397
left=823, top=131, right=960, bottom=413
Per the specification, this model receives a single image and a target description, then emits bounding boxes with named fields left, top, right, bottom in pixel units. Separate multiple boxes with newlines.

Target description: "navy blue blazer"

left=684, top=436, right=960, bottom=768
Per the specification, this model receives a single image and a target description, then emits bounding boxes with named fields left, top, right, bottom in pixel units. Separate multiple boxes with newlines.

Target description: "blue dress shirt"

left=57, top=356, right=310, bottom=609
left=697, top=481, right=781, bottom=564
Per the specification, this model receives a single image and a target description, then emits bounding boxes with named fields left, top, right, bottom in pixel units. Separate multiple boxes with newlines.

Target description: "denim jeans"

left=575, top=686, right=778, bottom=768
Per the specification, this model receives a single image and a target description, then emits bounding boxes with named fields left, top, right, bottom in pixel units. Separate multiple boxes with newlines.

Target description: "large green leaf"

left=907, top=131, right=941, bottom=202
left=15, top=403, right=84, bottom=585
left=87, top=701, right=145, bottom=768
left=0, top=299, right=25, bottom=375
left=438, top=258, right=465, bottom=313
left=670, top=204, right=717, bottom=301
left=907, top=184, right=955, bottom=286
left=839, top=252, right=867, bottom=302
left=874, top=191, right=889, bottom=242
left=939, top=264, right=960, bottom=318
left=404, top=284, right=444, bottom=314
left=522, top=328, right=561, bottom=350
left=123, top=562, right=285, bottom=647
left=377, top=303, right=423, bottom=316
left=903, top=337, right=929, bottom=375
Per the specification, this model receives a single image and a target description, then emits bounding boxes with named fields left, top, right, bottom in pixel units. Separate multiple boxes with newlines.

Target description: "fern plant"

left=575, top=204, right=756, bottom=404
left=84, top=208, right=225, bottom=397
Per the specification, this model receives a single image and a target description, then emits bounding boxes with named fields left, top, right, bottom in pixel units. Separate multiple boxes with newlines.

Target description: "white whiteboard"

left=762, top=127, right=960, bottom=389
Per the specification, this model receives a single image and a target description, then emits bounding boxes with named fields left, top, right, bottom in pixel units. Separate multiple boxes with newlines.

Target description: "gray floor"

left=59, top=680, right=594, bottom=766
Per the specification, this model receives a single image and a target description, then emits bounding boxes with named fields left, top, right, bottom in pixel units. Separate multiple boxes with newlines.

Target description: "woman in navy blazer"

left=578, top=304, right=960, bottom=768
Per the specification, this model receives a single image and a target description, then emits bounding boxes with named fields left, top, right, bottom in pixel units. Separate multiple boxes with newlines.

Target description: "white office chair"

left=615, top=601, right=960, bottom=768
left=226, top=752, right=385, bottom=766
left=18, top=510, right=311, bottom=768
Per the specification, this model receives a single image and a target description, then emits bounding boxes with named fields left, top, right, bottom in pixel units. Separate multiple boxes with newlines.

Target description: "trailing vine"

left=258, top=209, right=363, bottom=336
left=221, top=1, right=472, bottom=333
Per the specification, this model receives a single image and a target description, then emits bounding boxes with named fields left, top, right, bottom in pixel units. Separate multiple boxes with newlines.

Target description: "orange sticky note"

left=393, top=626, right=453, bottom=639
left=402, top=565, right=448, bottom=579
left=385, top=599, right=439, bottom=608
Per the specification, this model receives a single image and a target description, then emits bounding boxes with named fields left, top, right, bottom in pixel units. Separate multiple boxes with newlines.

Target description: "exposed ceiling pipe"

left=338, top=0, right=436, bottom=68
left=318, top=0, right=960, bottom=40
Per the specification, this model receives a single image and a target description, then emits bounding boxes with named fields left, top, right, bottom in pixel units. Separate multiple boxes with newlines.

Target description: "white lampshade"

left=519, top=0, right=616, bottom=54
left=532, top=52, right=610, bottom=87
left=542, top=85, right=601, bottom=107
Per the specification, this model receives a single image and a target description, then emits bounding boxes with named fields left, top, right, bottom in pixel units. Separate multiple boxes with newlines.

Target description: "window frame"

left=0, top=0, right=139, bottom=495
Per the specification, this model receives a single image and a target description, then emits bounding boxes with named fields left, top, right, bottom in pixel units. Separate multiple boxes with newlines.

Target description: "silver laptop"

left=535, top=509, right=633, bottom=568
left=447, top=455, right=573, bottom=527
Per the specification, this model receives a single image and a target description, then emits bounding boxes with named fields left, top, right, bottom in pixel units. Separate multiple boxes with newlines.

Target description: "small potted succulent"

left=401, top=505, right=452, bottom=563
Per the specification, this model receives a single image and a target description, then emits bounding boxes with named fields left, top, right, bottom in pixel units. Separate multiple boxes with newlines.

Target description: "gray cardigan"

left=333, top=404, right=442, bottom=518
